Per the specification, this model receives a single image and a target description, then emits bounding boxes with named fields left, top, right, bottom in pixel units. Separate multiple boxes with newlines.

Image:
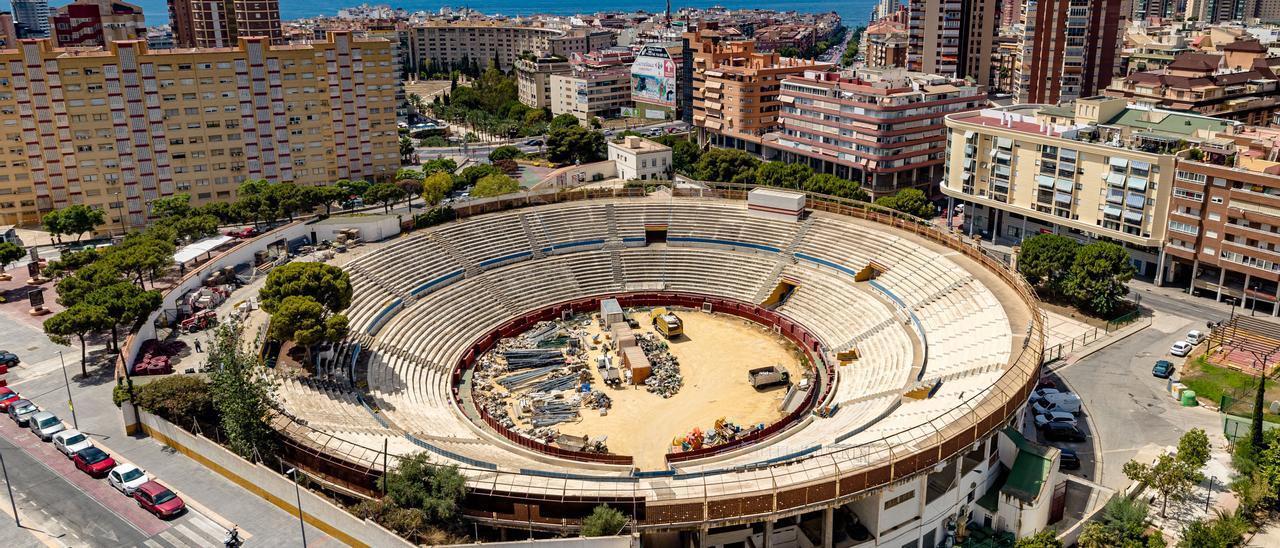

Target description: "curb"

left=1045, top=317, right=1153, bottom=374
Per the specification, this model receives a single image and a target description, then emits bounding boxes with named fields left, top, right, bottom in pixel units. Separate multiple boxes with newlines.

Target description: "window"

left=1176, top=170, right=1207, bottom=184
left=1169, top=220, right=1199, bottom=236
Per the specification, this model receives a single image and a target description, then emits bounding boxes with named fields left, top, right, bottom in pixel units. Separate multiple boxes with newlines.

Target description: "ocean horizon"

left=32, top=0, right=878, bottom=32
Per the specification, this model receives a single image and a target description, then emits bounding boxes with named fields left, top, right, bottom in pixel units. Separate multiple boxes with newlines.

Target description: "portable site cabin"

left=601, top=298, right=626, bottom=326
left=621, top=346, right=651, bottom=385
left=610, top=322, right=637, bottom=349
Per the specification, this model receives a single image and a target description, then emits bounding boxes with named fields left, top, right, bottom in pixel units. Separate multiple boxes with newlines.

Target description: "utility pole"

left=59, top=352, right=77, bottom=429
left=0, top=445, right=18, bottom=527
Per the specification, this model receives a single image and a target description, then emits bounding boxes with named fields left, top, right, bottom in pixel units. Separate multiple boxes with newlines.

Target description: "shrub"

left=129, top=375, right=214, bottom=424
left=581, top=504, right=627, bottom=537
left=413, top=207, right=457, bottom=229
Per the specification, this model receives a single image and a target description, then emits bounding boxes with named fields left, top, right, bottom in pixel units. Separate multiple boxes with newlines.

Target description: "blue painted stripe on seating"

left=366, top=298, right=404, bottom=336
left=355, top=394, right=389, bottom=428
left=632, top=469, right=676, bottom=478
left=668, top=236, right=781, bottom=253
left=867, top=279, right=906, bottom=308
left=794, top=253, right=861, bottom=278
left=867, top=280, right=930, bottom=380
left=519, top=469, right=637, bottom=482
left=622, top=237, right=645, bottom=242
left=479, top=250, right=534, bottom=267
left=404, top=434, right=498, bottom=470
left=834, top=399, right=902, bottom=443
left=348, top=343, right=361, bottom=383
left=410, top=270, right=464, bottom=297
left=550, top=239, right=606, bottom=250
left=755, top=445, right=821, bottom=465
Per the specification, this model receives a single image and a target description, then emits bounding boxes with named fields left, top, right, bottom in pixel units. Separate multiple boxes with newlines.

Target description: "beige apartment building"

left=551, top=68, right=632, bottom=121
left=941, top=97, right=1237, bottom=277
left=515, top=56, right=571, bottom=109
left=0, top=32, right=400, bottom=232
left=403, top=22, right=613, bottom=73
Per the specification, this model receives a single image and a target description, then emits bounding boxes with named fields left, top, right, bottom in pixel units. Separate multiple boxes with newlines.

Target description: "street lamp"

left=58, top=352, right=77, bottom=429
left=0, top=444, right=18, bottom=527
left=286, top=467, right=307, bottom=546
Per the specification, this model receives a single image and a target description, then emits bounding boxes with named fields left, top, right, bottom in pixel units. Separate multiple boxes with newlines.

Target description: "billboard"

left=631, top=49, right=676, bottom=108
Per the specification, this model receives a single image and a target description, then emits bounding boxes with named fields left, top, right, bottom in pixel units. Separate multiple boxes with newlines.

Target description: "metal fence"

left=1042, top=308, right=1150, bottom=364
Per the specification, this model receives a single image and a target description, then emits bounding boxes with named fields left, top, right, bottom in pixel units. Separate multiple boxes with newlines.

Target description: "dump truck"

left=649, top=308, right=684, bottom=339
left=749, top=365, right=790, bottom=389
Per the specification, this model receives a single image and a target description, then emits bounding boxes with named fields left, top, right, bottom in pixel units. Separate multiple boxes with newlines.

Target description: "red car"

left=0, top=387, right=18, bottom=410
left=73, top=446, right=116, bottom=477
left=225, top=226, right=258, bottom=238
left=133, top=481, right=185, bottom=519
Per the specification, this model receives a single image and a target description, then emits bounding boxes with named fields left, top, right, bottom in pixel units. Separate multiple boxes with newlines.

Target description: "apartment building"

left=687, top=30, right=830, bottom=153
left=52, top=0, right=145, bottom=48
left=515, top=56, right=572, bottom=109
left=906, top=0, right=1001, bottom=87
left=168, top=0, right=283, bottom=48
left=0, top=32, right=399, bottom=233
left=862, top=20, right=908, bottom=69
left=764, top=68, right=983, bottom=198
left=11, top=0, right=50, bottom=39
left=1015, top=0, right=1127, bottom=104
left=609, top=136, right=672, bottom=181
left=0, top=13, right=18, bottom=48
left=1185, top=0, right=1245, bottom=23
left=402, top=22, right=613, bottom=73
left=941, top=97, right=1238, bottom=277
left=551, top=68, right=632, bottom=121
left=753, top=24, right=815, bottom=53
left=1106, top=46, right=1280, bottom=126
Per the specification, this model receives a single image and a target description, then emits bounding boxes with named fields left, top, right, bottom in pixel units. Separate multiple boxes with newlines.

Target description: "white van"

left=1033, top=392, right=1082, bottom=415
left=1185, top=330, right=1205, bottom=345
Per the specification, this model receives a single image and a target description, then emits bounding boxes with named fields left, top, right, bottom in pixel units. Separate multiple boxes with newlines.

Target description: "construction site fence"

left=259, top=184, right=1044, bottom=528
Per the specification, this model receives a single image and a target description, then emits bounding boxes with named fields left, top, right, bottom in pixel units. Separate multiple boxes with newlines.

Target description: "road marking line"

left=186, top=514, right=228, bottom=541
left=142, top=539, right=165, bottom=548
left=157, top=530, right=192, bottom=548
left=171, top=523, right=206, bottom=544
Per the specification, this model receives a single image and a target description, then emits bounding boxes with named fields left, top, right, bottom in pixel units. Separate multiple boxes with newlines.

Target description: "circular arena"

left=271, top=188, right=1043, bottom=544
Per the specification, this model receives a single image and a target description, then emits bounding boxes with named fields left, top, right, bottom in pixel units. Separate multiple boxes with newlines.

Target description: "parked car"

left=0, top=350, right=17, bottom=367
left=1170, top=340, right=1194, bottom=357
left=1036, top=377, right=1058, bottom=390
left=0, top=387, right=19, bottom=410
left=73, top=446, right=116, bottom=477
left=7, top=399, right=37, bottom=426
left=1034, top=411, right=1078, bottom=429
left=1185, top=330, right=1206, bottom=345
left=27, top=411, right=65, bottom=441
left=1033, top=398, right=1082, bottom=416
left=1059, top=447, right=1081, bottom=470
left=525, top=139, right=543, bottom=146
left=133, top=481, right=186, bottom=518
left=108, top=464, right=151, bottom=496
left=53, top=430, right=93, bottom=458
left=1032, top=387, right=1061, bottom=401
left=1042, top=422, right=1087, bottom=442
left=1152, top=360, right=1175, bottom=379
left=225, top=226, right=258, bottom=239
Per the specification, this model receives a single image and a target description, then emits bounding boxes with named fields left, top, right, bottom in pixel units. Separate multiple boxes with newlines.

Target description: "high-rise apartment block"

left=52, top=0, right=145, bottom=48
left=906, top=0, right=1000, bottom=87
left=11, top=0, right=50, bottom=39
left=765, top=68, right=983, bottom=197
left=1185, top=0, right=1245, bottom=23
left=941, top=97, right=1237, bottom=276
left=403, top=22, right=614, bottom=73
left=1014, top=0, right=1126, bottom=104
left=168, top=0, right=283, bottom=48
left=515, top=56, right=572, bottom=109
left=687, top=30, right=829, bottom=153
left=0, top=33, right=399, bottom=232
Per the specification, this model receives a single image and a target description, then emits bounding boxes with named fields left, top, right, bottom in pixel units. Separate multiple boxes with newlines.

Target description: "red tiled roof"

left=1168, top=52, right=1221, bottom=72
left=1222, top=39, right=1267, bottom=53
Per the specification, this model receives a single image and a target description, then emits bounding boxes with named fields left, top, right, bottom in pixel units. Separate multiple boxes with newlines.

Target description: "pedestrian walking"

left=194, top=339, right=203, bottom=353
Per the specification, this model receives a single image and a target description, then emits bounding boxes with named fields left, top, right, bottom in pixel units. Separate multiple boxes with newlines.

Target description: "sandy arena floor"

left=555, top=309, right=805, bottom=470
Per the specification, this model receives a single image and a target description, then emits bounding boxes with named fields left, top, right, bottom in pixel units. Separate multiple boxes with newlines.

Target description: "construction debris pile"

left=639, top=334, right=683, bottom=397
left=672, top=417, right=763, bottom=453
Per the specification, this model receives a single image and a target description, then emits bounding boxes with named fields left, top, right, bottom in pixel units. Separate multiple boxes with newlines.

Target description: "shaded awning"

left=1107, top=173, right=1127, bottom=185
left=1055, top=179, right=1074, bottom=192
left=1127, top=177, right=1148, bottom=191
left=1055, top=192, right=1073, bottom=205
left=174, top=235, right=234, bottom=264
left=1037, top=175, right=1055, bottom=189
left=1124, top=210, right=1145, bottom=224
left=1109, top=157, right=1129, bottom=168
left=1103, top=205, right=1122, bottom=219
left=995, top=136, right=1013, bottom=148
left=1126, top=194, right=1146, bottom=208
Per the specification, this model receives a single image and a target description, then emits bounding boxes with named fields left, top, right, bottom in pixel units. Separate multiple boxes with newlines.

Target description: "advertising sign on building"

left=631, top=47, right=676, bottom=108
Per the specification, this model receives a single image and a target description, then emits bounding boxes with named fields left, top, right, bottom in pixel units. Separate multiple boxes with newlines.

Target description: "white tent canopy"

left=173, top=235, right=234, bottom=264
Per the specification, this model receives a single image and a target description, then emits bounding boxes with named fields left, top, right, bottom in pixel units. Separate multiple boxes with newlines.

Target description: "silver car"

left=107, top=463, right=150, bottom=496
left=7, top=399, right=37, bottom=426
left=28, top=411, right=65, bottom=441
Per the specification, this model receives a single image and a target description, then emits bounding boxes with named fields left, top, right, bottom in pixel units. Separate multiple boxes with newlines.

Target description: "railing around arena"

left=261, top=184, right=1044, bottom=529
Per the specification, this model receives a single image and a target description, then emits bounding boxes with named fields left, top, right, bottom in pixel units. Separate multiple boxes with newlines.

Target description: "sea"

left=32, top=0, right=879, bottom=31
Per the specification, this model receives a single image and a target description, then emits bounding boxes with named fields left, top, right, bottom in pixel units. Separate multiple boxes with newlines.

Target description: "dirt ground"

left=555, top=309, right=805, bottom=470
left=403, top=79, right=452, bottom=104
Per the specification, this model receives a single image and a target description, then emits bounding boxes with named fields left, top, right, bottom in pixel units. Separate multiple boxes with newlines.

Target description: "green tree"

left=472, top=173, right=521, bottom=198
left=267, top=295, right=349, bottom=364
left=1123, top=453, right=1201, bottom=518
left=382, top=452, right=468, bottom=526
left=41, top=248, right=98, bottom=279
left=693, top=148, right=760, bottom=183
left=803, top=173, right=870, bottom=201
left=206, top=323, right=278, bottom=461
left=0, top=242, right=24, bottom=278
left=55, top=262, right=124, bottom=306
left=874, top=188, right=936, bottom=218
left=1014, top=529, right=1062, bottom=548
left=550, top=113, right=581, bottom=130
left=400, top=135, right=416, bottom=162
left=653, top=135, right=702, bottom=173
left=258, top=262, right=352, bottom=314
left=1017, top=234, right=1080, bottom=296
left=307, top=185, right=348, bottom=217
left=42, top=209, right=67, bottom=243
left=422, top=158, right=458, bottom=176
left=336, top=179, right=372, bottom=200
left=1063, top=241, right=1135, bottom=317
left=397, top=178, right=424, bottom=210
left=1178, top=428, right=1211, bottom=469
left=43, top=303, right=110, bottom=376
left=421, top=172, right=454, bottom=206
left=53, top=204, right=107, bottom=242
left=1178, top=510, right=1248, bottom=548
left=155, top=214, right=220, bottom=244
left=581, top=504, right=627, bottom=537
left=546, top=125, right=606, bottom=165
left=488, top=145, right=524, bottom=162
left=460, top=164, right=503, bottom=187
left=1078, top=496, right=1153, bottom=548
left=755, top=161, right=814, bottom=189
left=101, top=233, right=174, bottom=289
left=87, top=282, right=162, bottom=351
left=363, top=182, right=407, bottom=213
left=130, top=375, right=213, bottom=423
left=150, top=193, right=194, bottom=219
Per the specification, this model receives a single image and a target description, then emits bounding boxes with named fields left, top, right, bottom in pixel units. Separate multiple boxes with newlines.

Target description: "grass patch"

left=1181, top=355, right=1280, bottom=422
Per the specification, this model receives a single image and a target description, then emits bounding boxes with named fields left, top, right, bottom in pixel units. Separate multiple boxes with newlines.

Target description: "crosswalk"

left=135, top=512, right=233, bottom=548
